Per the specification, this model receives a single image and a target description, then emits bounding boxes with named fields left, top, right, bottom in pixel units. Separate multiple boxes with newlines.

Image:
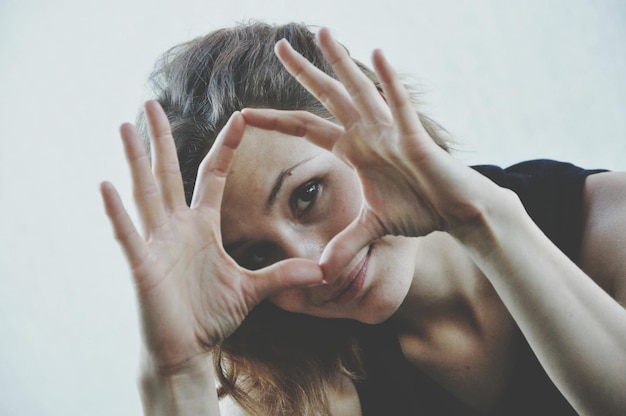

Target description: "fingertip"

left=240, top=108, right=275, bottom=130
left=119, top=122, right=133, bottom=133
left=144, top=99, right=160, bottom=113
left=100, top=181, right=121, bottom=201
left=220, top=111, right=246, bottom=148
left=239, top=107, right=254, bottom=120
left=274, top=38, right=291, bottom=56
left=316, top=27, right=332, bottom=44
left=372, top=48, right=385, bottom=63
left=239, top=108, right=253, bottom=123
left=143, top=100, right=155, bottom=118
left=318, top=250, right=342, bottom=285
left=99, top=182, right=109, bottom=202
left=144, top=100, right=169, bottom=132
left=372, top=49, right=398, bottom=87
left=292, top=259, right=325, bottom=285
left=119, top=123, right=139, bottom=145
left=319, top=225, right=373, bottom=284
left=99, top=180, right=112, bottom=193
left=223, top=110, right=239, bottom=127
left=286, top=258, right=324, bottom=284
left=230, top=110, right=244, bottom=125
left=372, top=49, right=388, bottom=71
left=99, top=181, right=122, bottom=216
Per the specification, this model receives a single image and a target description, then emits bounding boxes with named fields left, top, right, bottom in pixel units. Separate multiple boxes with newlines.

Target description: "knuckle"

left=155, top=161, right=181, bottom=177
left=134, top=183, right=160, bottom=201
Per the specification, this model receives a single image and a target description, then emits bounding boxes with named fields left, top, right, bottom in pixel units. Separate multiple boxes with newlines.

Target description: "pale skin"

left=101, top=28, right=626, bottom=415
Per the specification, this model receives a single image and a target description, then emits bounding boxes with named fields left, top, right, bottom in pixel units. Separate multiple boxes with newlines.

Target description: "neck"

left=391, top=232, right=484, bottom=334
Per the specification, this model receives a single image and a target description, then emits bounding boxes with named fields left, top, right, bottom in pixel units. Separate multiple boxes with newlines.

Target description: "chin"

left=357, top=303, right=402, bottom=325
left=353, top=286, right=410, bottom=325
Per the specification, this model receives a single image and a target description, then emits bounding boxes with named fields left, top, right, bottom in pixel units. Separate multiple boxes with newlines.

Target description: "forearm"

left=139, top=353, right=221, bottom=416
left=452, top=189, right=626, bottom=416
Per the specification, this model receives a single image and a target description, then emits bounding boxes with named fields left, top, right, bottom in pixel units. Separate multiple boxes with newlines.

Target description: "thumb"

left=251, top=258, right=323, bottom=299
left=320, top=212, right=379, bottom=283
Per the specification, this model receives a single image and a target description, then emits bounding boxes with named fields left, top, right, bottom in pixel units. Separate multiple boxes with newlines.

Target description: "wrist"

left=141, top=348, right=213, bottom=378
left=448, top=187, right=528, bottom=258
left=139, top=353, right=219, bottom=415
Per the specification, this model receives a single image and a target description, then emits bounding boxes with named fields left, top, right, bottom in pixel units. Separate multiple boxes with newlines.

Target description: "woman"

left=100, top=22, right=626, bottom=415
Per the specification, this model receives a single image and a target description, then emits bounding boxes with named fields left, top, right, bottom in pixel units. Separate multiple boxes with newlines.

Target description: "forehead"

left=225, top=127, right=320, bottom=193
left=232, top=126, right=315, bottom=167
left=220, top=127, right=330, bottom=245
left=220, top=127, right=323, bottom=232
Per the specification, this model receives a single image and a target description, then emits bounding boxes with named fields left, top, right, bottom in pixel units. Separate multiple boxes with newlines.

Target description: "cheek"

left=333, top=172, right=363, bottom=221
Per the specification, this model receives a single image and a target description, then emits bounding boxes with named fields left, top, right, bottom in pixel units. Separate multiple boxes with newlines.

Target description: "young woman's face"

left=221, top=127, right=417, bottom=324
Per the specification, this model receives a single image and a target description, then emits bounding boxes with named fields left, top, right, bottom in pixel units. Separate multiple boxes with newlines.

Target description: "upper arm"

left=579, top=171, right=626, bottom=306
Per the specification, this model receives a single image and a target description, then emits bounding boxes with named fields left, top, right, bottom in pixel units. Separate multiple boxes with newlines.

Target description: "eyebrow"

left=265, top=157, right=314, bottom=211
left=224, top=157, right=315, bottom=254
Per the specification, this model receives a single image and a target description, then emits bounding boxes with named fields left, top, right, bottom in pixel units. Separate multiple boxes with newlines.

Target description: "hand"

left=242, top=28, right=505, bottom=281
left=100, top=101, right=323, bottom=372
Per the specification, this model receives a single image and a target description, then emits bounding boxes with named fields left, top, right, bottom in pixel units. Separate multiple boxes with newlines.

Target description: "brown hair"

left=138, top=21, right=451, bottom=415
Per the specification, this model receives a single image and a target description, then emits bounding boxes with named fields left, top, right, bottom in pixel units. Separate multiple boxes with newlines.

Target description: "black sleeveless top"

left=354, top=160, right=607, bottom=416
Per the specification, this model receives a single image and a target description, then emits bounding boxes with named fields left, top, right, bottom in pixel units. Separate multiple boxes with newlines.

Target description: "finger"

left=319, top=211, right=380, bottom=283
left=120, top=123, right=167, bottom=233
left=100, top=181, right=149, bottom=268
left=274, top=39, right=360, bottom=129
left=316, top=28, right=390, bottom=123
left=190, top=112, right=246, bottom=210
left=250, top=258, right=323, bottom=299
left=241, top=108, right=344, bottom=151
left=144, top=100, right=186, bottom=211
left=371, top=49, right=429, bottom=140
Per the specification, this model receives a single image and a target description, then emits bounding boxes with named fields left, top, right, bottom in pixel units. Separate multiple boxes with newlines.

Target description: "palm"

left=101, top=102, right=322, bottom=370
left=343, top=124, right=489, bottom=239
left=341, top=128, right=447, bottom=238
left=131, top=211, right=245, bottom=366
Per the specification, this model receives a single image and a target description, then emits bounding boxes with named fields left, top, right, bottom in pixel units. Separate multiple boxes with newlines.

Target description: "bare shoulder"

left=218, top=396, right=249, bottom=416
left=327, top=376, right=363, bottom=416
left=217, top=377, right=362, bottom=416
left=579, top=171, right=626, bottom=304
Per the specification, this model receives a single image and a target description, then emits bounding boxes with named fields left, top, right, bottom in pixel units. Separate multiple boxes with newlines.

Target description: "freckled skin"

left=221, top=127, right=417, bottom=324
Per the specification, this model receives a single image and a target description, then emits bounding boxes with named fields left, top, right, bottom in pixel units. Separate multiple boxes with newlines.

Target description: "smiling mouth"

left=326, top=246, right=371, bottom=304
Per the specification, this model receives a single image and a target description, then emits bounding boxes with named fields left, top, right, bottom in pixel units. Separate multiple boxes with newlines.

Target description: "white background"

left=1, top=0, right=624, bottom=414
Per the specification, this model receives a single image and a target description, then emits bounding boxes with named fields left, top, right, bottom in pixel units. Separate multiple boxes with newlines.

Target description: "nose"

left=279, top=228, right=326, bottom=263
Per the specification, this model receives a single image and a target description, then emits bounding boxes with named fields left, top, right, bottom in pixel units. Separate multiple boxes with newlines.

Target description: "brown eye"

left=242, top=243, right=276, bottom=270
left=290, top=179, right=321, bottom=217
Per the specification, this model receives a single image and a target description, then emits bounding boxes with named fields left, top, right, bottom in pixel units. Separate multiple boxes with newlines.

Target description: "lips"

left=326, top=246, right=371, bottom=304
